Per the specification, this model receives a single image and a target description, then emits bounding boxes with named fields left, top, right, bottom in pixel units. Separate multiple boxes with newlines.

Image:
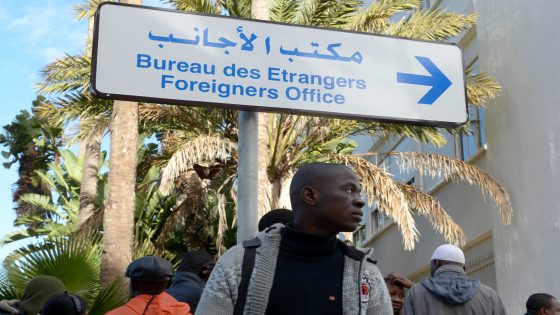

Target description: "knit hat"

left=19, top=276, right=66, bottom=315
left=125, top=255, right=174, bottom=281
left=431, top=244, right=465, bottom=264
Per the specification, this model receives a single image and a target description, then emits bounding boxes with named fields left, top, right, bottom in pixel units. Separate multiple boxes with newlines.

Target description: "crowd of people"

left=0, top=163, right=558, bottom=314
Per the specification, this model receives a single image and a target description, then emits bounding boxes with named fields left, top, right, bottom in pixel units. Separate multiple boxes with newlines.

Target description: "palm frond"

left=391, top=152, right=513, bottom=224
left=159, top=135, right=236, bottom=195
left=466, top=72, right=502, bottom=108
left=219, top=0, right=251, bottom=18
left=385, top=10, right=477, bottom=41
left=296, top=0, right=360, bottom=27
left=87, top=279, right=128, bottom=315
left=5, top=237, right=101, bottom=304
left=73, top=0, right=111, bottom=21
left=347, top=0, right=421, bottom=33
left=166, top=0, right=221, bottom=14
left=269, top=0, right=300, bottom=23
left=397, top=182, right=465, bottom=245
left=37, top=55, right=90, bottom=94
left=366, top=122, right=447, bottom=147
left=330, top=154, right=419, bottom=250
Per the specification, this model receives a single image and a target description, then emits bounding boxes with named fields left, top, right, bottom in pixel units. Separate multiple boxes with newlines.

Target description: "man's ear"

left=302, top=186, right=318, bottom=206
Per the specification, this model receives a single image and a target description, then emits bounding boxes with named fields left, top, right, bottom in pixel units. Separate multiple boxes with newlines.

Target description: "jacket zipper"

left=357, top=258, right=363, bottom=314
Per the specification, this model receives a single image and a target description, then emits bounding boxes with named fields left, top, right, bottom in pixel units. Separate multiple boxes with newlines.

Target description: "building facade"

left=355, top=0, right=560, bottom=313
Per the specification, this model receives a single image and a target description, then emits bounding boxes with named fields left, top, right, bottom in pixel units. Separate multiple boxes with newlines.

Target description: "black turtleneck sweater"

left=266, top=225, right=344, bottom=315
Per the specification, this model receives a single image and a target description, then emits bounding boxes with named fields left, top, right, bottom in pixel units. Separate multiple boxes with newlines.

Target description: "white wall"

left=473, top=1, right=560, bottom=313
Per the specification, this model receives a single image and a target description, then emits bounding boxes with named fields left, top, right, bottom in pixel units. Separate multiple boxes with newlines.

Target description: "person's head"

left=526, top=293, right=560, bottom=315
left=258, top=208, right=294, bottom=231
left=19, top=275, right=66, bottom=315
left=429, top=244, right=465, bottom=276
left=42, top=292, right=87, bottom=315
left=384, top=277, right=405, bottom=314
left=177, top=250, right=215, bottom=281
left=289, top=163, right=365, bottom=235
left=125, top=255, right=174, bottom=297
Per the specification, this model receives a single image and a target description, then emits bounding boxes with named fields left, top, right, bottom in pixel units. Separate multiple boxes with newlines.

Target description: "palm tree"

left=158, top=0, right=510, bottom=250
left=0, top=96, right=63, bottom=223
left=34, top=0, right=510, bottom=252
left=0, top=237, right=128, bottom=315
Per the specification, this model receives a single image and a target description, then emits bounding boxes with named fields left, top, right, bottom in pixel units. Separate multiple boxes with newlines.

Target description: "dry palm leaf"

left=391, top=152, right=512, bottom=224
left=330, top=154, right=419, bottom=250
left=159, top=135, right=236, bottom=195
left=397, top=182, right=465, bottom=246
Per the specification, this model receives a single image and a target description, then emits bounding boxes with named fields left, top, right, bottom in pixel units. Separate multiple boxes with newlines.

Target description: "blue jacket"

left=167, top=271, right=205, bottom=312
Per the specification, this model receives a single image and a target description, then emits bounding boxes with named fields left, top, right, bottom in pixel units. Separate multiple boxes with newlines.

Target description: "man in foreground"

left=403, top=244, right=506, bottom=315
left=196, top=163, right=392, bottom=315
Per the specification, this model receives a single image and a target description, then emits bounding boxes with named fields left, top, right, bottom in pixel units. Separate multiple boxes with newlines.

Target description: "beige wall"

left=474, top=0, right=560, bottom=313
left=361, top=1, right=560, bottom=314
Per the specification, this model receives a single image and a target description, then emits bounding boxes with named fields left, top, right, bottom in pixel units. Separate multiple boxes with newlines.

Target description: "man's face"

left=313, top=167, right=365, bottom=234
left=541, top=299, right=560, bottom=315
left=388, top=284, right=405, bottom=314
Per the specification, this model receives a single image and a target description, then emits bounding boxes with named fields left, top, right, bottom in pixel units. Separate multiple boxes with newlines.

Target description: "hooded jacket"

left=106, top=291, right=191, bottom=315
left=167, top=271, right=205, bottom=312
left=0, top=276, right=66, bottom=315
left=195, top=224, right=392, bottom=315
left=403, top=264, right=506, bottom=315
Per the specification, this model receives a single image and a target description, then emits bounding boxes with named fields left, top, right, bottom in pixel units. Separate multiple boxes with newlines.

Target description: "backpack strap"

left=233, top=237, right=261, bottom=315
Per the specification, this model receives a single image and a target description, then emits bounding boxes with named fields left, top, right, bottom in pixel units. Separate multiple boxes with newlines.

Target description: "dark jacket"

left=167, top=271, right=205, bottom=312
left=403, top=264, right=506, bottom=315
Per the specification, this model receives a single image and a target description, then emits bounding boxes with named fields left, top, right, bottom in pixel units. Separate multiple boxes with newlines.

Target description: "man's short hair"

left=526, top=293, right=557, bottom=313
left=289, top=163, right=351, bottom=209
left=178, top=250, right=213, bottom=274
left=258, top=209, right=294, bottom=231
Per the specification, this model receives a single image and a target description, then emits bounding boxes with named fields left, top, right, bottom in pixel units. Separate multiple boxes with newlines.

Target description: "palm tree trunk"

left=77, top=10, right=101, bottom=229
left=101, top=100, right=138, bottom=288
left=77, top=132, right=102, bottom=228
left=100, top=0, right=142, bottom=289
left=252, top=0, right=272, bottom=219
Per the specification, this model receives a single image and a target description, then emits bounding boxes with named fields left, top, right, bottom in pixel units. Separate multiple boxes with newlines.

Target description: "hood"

left=19, top=276, right=66, bottom=315
left=170, top=271, right=204, bottom=288
left=421, top=265, right=480, bottom=305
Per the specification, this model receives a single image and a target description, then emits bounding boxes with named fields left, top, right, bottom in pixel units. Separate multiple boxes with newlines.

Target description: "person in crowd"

left=403, top=244, right=506, bottom=315
left=0, top=275, right=66, bottom=315
left=41, top=292, right=87, bottom=315
left=384, top=273, right=414, bottom=314
left=167, top=250, right=215, bottom=313
left=525, top=293, right=560, bottom=315
left=196, top=162, right=392, bottom=315
left=257, top=208, right=294, bottom=232
left=106, top=255, right=191, bottom=315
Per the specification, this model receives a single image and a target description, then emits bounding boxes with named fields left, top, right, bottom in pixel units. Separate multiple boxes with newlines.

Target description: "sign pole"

left=237, top=111, right=259, bottom=243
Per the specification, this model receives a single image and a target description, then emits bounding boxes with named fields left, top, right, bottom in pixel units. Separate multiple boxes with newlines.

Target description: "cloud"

left=4, top=1, right=86, bottom=63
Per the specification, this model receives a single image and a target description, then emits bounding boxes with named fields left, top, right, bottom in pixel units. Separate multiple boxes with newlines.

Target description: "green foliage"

left=0, top=238, right=127, bottom=315
left=1, top=150, right=107, bottom=245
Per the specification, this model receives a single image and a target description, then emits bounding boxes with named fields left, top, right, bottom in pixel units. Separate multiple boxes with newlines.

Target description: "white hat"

left=431, top=244, right=465, bottom=264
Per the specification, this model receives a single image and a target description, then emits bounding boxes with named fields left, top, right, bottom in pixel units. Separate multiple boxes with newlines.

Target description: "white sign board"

left=92, top=3, right=468, bottom=127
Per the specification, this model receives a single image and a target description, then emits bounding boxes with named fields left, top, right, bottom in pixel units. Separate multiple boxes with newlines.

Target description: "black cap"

left=125, top=256, right=174, bottom=281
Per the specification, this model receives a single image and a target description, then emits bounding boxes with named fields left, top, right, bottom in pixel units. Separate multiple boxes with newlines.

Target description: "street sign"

left=92, top=2, right=468, bottom=127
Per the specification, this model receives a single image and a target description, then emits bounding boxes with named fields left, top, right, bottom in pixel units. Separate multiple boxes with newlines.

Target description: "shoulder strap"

left=233, top=237, right=261, bottom=315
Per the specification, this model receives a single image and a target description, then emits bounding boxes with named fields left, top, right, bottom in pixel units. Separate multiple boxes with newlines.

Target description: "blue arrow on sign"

left=397, top=56, right=452, bottom=105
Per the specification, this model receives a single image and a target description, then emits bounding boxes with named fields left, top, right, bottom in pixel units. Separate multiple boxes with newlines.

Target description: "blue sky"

left=0, top=0, right=168, bottom=264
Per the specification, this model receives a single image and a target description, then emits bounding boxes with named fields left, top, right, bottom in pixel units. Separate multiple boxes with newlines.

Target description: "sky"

left=0, top=0, right=169, bottom=265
